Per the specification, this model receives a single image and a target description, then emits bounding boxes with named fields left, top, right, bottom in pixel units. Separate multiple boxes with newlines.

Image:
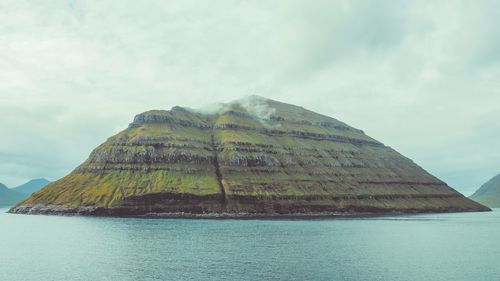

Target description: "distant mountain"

left=11, top=178, right=51, bottom=195
left=470, top=174, right=500, bottom=208
left=0, top=182, right=26, bottom=207
left=0, top=179, right=51, bottom=207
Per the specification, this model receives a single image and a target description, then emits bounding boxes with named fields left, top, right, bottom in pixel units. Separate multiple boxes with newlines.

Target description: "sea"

left=0, top=208, right=498, bottom=281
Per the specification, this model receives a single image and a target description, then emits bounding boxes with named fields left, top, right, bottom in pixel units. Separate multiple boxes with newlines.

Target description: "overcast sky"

left=1, top=0, right=499, bottom=195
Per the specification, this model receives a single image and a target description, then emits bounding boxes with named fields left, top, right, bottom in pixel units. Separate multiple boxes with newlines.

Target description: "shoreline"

left=7, top=204, right=491, bottom=220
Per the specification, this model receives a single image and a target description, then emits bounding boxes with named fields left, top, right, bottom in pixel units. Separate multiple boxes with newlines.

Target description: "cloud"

left=0, top=0, right=498, bottom=195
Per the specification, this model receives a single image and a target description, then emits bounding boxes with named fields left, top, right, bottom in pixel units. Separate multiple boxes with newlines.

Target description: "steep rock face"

left=10, top=97, right=489, bottom=216
left=470, top=174, right=500, bottom=208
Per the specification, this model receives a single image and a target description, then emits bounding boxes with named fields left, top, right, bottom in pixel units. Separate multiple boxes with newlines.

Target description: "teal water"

left=0, top=209, right=498, bottom=281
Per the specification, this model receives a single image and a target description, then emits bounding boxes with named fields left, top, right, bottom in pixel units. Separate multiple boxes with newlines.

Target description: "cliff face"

left=10, top=97, right=489, bottom=216
left=470, top=174, right=500, bottom=208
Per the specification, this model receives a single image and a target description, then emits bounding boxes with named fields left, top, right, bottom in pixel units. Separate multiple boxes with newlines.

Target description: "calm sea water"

left=0, top=208, right=498, bottom=281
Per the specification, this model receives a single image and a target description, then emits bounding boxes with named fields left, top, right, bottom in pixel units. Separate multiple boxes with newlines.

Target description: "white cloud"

left=0, top=0, right=498, bottom=195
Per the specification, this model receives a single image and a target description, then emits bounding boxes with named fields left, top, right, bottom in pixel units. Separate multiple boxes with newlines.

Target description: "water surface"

left=0, top=208, right=498, bottom=281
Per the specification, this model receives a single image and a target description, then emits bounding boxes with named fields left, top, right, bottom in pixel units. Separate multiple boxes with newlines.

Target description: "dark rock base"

left=9, top=201, right=490, bottom=219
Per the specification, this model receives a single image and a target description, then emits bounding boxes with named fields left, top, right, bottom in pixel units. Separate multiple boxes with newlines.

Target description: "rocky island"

left=9, top=97, right=489, bottom=217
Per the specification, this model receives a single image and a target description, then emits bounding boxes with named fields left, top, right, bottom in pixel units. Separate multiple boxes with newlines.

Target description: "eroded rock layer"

left=10, top=97, right=489, bottom=216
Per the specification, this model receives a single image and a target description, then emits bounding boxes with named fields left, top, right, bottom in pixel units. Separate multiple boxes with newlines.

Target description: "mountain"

left=11, top=178, right=51, bottom=195
left=0, top=182, right=26, bottom=207
left=9, top=97, right=489, bottom=216
left=470, top=174, right=500, bottom=208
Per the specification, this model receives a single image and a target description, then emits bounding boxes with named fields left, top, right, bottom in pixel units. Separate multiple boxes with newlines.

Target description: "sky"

left=0, top=0, right=499, bottom=195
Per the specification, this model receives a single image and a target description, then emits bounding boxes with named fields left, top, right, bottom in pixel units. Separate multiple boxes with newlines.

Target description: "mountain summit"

left=10, top=97, right=489, bottom=216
